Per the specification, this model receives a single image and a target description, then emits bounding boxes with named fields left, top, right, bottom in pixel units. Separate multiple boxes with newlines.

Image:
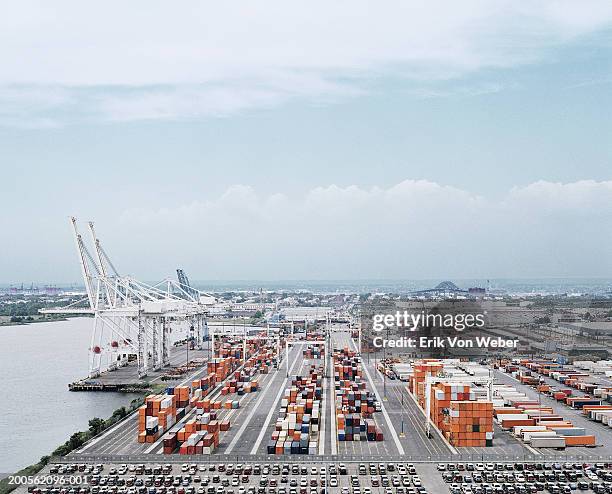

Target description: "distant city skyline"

left=2, top=2, right=612, bottom=281
left=3, top=279, right=612, bottom=297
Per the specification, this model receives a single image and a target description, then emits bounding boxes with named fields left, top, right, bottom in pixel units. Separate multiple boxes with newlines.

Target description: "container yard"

left=0, top=330, right=579, bottom=468
left=58, top=327, right=612, bottom=462
left=21, top=218, right=611, bottom=479
left=16, top=322, right=612, bottom=494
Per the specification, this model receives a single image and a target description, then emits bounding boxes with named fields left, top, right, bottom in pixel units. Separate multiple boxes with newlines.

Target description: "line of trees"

left=0, top=398, right=144, bottom=494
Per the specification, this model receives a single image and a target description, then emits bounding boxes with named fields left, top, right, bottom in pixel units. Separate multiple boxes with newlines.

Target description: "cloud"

left=116, top=179, right=612, bottom=280
left=2, top=0, right=612, bottom=126
left=507, top=180, right=612, bottom=212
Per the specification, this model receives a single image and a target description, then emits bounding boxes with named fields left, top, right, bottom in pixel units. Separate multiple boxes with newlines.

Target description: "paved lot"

left=12, top=460, right=434, bottom=494
left=15, top=459, right=612, bottom=494
left=68, top=328, right=612, bottom=462
left=492, top=368, right=612, bottom=457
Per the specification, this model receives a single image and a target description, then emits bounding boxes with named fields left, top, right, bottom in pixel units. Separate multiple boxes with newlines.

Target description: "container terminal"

left=13, top=220, right=612, bottom=493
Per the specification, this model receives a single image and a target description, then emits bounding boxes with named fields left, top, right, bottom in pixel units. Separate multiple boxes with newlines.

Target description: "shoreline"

left=0, top=395, right=147, bottom=494
left=0, top=315, right=84, bottom=328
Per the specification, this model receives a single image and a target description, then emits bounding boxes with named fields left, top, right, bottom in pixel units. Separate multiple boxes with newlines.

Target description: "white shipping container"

left=530, top=436, right=565, bottom=448
left=523, top=431, right=557, bottom=442
left=498, top=414, right=532, bottom=424
left=591, top=410, right=612, bottom=424
left=548, top=427, right=585, bottom=436
left=524, top=410, right=554, bottom=417
left=513, top=425, right=547, bottom=436
left=146, top=416, right=159, bottom=429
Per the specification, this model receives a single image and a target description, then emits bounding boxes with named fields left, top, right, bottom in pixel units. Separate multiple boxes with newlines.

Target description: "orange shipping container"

left=563, top=435, right=596, bottom=446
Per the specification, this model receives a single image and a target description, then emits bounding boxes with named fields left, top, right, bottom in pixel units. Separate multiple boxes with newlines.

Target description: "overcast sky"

left=2, top=1, right=612, bottom=283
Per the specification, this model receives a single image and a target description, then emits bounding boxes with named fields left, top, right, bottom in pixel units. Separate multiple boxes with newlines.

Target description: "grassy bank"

left=0, top=397, right=145, bottom=494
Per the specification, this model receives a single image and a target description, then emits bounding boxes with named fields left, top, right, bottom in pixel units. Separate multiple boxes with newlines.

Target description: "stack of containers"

left=162, top=432, right=177, bottom=454
left=268, top=365, right=322, bottom=454
left=333, top=347, right=383, bottom=442
left=566, top=396, right=602, bottom=409
left=191, top=374, right=216, bottom=395
left=303, top=343, right=325, bottom=359
left=337, top=414, right=383, bottom=441
left=195, top=398, right=224, bottom=413
left=172, top=385, right=191, bottom=409
left=177, top=419, right=220, bottom=454
left=408, top=359, right=495, bottom=447
left=156, top=337, right=282, bottom=454
left=409, top=360, right=443, bottom=407
left=220, top=367, right=260, bottom=395
left=189, top=374, right=217, bottom=408
left=584, top=406, right=612, bottom=426
left=173, top=411, right=229, bottom=454
left=447, top=401, right=494, bottom=447
left=217, top=341, right=247, bottom=360
left=430, top=382, right=474, bottom=434
left=223, top=399, right=240, bottom=409
left=138, top=393, right=178, bottom=443
left=243, top=346, right=279, bottom=374
left=207, top=357, right=238, bottom=381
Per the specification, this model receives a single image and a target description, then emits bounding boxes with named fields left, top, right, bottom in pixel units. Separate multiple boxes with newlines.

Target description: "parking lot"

left=13, top=461, right=431, bottom=494
left=431, top=461, right=612, bottom=494
left=14, top=460, right=612, bottom=494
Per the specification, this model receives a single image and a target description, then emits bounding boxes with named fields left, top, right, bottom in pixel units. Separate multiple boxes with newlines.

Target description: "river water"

left=0, top=318, right=141, bottom=475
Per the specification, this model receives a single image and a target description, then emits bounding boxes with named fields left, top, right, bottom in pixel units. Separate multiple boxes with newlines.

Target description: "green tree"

left=112, top=407, right=128, bottom=419
left=68, top=432, right=85, bottom=450
left=88, top=418, right=105, bottom=435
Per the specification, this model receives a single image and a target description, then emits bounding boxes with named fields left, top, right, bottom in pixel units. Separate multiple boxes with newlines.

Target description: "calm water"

left=0, top=318, right=140, bottom=475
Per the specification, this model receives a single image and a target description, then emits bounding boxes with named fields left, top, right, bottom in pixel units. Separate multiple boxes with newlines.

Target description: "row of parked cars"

left=437, top=462, right=612, bottom=494
left=47, top=462, right=418, bottom=478
left=29, top=463, right=428, bottom=494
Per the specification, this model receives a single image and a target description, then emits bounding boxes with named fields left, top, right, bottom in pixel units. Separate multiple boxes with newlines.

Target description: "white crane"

left=41, top=217, right=215, bottom=378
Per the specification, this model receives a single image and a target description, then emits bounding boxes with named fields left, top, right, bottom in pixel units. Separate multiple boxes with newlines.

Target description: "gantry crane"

left=41, top=218, right=216, bottom=378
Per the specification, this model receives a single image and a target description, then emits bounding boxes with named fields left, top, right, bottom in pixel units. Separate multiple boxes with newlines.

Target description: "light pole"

left=538, top=376, right=542, bottom=425
left=366, top=311, right=370, bottom=364
left=243, top=318, right=247, bottom=363
left=399, top=388, right=405, bottom=438
left=382, top=327, right=388, bottom=401
left=187, top=324, right=194, bottom=365
left=286, top=341, right=289, bottom=378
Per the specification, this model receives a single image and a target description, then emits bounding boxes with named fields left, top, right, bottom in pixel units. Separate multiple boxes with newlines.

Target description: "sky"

left=1, top=0, right=612, bottom=283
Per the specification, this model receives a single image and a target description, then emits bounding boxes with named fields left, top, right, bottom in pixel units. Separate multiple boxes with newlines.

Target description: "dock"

left=68, top=344, right=210, bottom=391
